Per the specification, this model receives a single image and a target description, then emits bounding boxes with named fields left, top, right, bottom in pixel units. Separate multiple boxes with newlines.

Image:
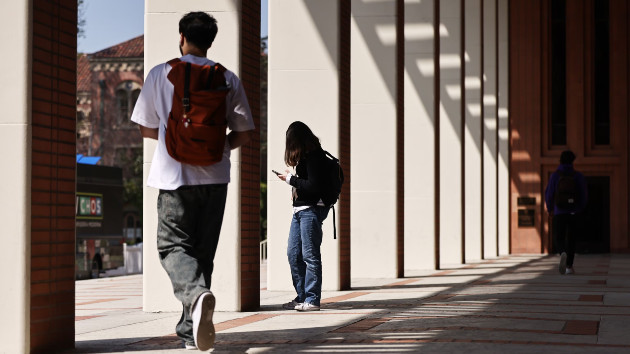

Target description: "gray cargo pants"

left=157, top=184, right=227, bottom=344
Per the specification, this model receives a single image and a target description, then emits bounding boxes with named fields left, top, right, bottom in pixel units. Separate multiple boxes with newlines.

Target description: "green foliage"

left=260, top=36, right=268, bottom=163
left=260, top=182, right=267, bottom=241
left=260, top=37, right=268, bottom=242
left=77, top=0, right=86, bottom=39
left=123, top=178, right=142, bottom=211
left=117, top=148, right=143, bottom=212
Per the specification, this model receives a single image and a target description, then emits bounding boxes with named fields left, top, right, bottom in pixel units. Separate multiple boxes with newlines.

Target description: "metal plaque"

left=518, top=209, right=535, bottom=227
left=517, top=197, right=536, bottom=206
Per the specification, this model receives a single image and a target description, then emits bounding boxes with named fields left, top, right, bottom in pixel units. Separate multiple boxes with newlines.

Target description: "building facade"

left=510, top=0, right=630, bottom=255
left=2, top=0, right=630, bottom=352
left=76, top=35, right=145, bottom=241
left=76, top=35, right=143, bottom=167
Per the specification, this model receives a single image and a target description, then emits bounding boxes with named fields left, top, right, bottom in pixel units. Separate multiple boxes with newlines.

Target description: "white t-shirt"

left=131, top=54, right=255, bottom=190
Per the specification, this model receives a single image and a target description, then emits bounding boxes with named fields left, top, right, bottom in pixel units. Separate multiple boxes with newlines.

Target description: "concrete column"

left=0, top=1, right=30, bottom=351
left=464, top=0, right=483, bottom=262
left=483, top=0, right=498, bottom=258
left=143, top=0, right=243, bottom=311
left=404, top=0, right=436, bottom=271
left=439, top=0, right=463, bottom=267
left=266, top=0, right=342, bottom=291
left=351, top=0, right=398, bottom=278
left=497, top=0, right=510, bottom=255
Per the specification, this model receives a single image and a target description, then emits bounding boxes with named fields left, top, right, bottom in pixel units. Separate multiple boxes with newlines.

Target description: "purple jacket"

left=545, top=164, right=588, bottom=215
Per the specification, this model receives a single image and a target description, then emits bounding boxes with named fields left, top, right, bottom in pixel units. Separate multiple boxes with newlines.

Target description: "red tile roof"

left=77, top=54, right=91, bottom=92
left=91, top=35, right=144, bottom=59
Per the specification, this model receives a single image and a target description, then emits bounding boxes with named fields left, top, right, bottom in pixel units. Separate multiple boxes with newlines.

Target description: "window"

left=115, top=81, right=142, bottom=126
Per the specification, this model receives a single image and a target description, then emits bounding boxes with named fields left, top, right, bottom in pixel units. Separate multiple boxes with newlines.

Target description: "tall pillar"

left=351, top=0, right=399, bottom=278
left=404, top=0, right=436, bottom=271
left=483, top=0, right=498, bottom=259
left=497, top=0, right=510, bottom=255
left=464, top=0, right=484, bottom=262
left=1, top=1, right=31, bottom=352
left=439, top=0, right=463, bottom=267
left=32, top=0, right=78, bottom=351
left=267, top=0, right=345, bottom=291
left=143, top=0, right=253, bottom=311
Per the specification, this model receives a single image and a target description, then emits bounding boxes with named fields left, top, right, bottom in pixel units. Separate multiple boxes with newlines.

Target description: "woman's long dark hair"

left=284, top=121, right=321, bottom=167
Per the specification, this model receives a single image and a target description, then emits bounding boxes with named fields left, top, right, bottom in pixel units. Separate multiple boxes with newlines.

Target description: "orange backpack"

left=165, top=58, right=230, bottom=166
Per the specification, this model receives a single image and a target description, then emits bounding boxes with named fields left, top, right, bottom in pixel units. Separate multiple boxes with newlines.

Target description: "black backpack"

left=321, top=150, right=344, bottom=207
left=554, top=171, right=578, bottom=209
left=320, top=150, right=344, bottom=238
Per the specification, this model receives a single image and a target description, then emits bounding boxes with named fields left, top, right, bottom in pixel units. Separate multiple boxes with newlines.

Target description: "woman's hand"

left=276, top=170, right=291, bottom=182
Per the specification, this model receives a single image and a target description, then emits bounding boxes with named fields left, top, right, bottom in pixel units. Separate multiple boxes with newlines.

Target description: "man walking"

left=131, top=12, right=254, bottom=350
left=545, top=150, right=588, bottom=275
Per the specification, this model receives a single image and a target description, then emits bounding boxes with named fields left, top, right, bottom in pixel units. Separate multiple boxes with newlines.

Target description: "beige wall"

left=404, top=0, right=436, bottom=271
left=464, top=0, right=483, bottom=263
left=141, top=0, right=510, bottom=305
left=439, top=0, right=463, bottom=267
left=0, top=1, right=31, bottom=352
left=497, top=0, right=510, bottom=255
left=266, top=0, right=342, bottom=291
left=142, top=0, right=243, bottom=312
left=483, top=0, right=498, bottom=259
left=351, top=0, right=399, bottom=278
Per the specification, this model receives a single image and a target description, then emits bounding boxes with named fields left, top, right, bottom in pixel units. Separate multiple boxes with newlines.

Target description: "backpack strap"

left=183, top=62, right=191, bottom=115
left=332, top=205, right=337, bottom=239
left=167, top=58, right=181, bottom=66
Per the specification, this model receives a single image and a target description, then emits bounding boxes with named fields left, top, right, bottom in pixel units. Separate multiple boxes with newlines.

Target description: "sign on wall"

left=76, top=192, right=103, bottom=220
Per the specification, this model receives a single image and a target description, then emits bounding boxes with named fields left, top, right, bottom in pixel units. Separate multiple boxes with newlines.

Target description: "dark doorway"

left=576, top=176, right=610, bottom=253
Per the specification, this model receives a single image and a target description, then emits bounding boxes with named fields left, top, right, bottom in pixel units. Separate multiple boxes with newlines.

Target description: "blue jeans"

left=157, top=184, right=227, bottom=345
left=287, top=206, right=330, bottom=306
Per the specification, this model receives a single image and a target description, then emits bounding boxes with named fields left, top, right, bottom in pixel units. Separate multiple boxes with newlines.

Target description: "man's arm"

left=227, top=129, right=253, bottom=150
left=544, top=173, right=555, bottom=213
left=139, top=125, right=159, bottom=140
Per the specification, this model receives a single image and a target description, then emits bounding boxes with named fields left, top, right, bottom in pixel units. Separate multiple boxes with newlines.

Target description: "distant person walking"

left=545, top=150, right=588, bottom=275
left=131, top=12, right=254, bottom=351
left=275, top=122, right=331, bottom=312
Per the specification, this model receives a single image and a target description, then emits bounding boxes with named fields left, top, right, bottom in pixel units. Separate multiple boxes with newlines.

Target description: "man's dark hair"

left=560, top=150, right=576, bottom=164
left=179, top=12, right=218, bottom=51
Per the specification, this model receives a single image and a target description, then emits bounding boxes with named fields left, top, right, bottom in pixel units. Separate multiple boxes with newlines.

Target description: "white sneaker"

left=559, top=252, right=567, bottom=275
left=296, top=302, right=320, bottom=312
left=192, top=292, right=216, bottom=351
left=184, top=342, right=197, bottom=350
left=282, top=300, right=301, bottom=310
left=565, top=267, right=574, bottom=275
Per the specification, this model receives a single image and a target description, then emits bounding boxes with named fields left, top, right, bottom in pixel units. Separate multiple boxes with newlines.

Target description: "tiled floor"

left=72, top=254, right=630, bottom=353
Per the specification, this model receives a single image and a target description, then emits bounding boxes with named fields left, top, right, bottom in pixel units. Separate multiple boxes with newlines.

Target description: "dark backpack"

left=320, top=150, right=344, bottom=239
left=320, top=150, right=344, bottom=207
left=554, top=171, right=578, bottom=209
left=165, top=58, right=230, bottom=166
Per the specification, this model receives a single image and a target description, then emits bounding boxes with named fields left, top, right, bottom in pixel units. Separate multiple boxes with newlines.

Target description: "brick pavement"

left=71, top=254, right=630, bottom=353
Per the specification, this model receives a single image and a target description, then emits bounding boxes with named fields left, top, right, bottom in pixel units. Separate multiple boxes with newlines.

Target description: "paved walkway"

left=70, top=254, right=630, bottom=353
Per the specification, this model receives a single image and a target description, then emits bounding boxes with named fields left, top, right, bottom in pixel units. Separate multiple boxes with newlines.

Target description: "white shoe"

left=185, top=342, right=197, bottom=350
left=192, top=292, right=216, bottom=351
left=559, top=252, right=567, bottom=275
left=282, top=300, right=301, bottom=310
left=565, top=267, right=574, bottom=275
left=296, top=302, right=320, bottom=312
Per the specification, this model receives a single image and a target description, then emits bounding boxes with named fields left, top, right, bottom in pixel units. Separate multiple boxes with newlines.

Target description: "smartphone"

left=272, top=170, right=282, bottom=175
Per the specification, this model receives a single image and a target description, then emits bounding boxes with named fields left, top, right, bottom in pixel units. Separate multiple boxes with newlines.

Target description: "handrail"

left=260, top=239, right=268, bottom=261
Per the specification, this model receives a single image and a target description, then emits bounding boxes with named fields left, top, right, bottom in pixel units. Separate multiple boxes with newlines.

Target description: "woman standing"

left=275, top=121, right=330, bottom=311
